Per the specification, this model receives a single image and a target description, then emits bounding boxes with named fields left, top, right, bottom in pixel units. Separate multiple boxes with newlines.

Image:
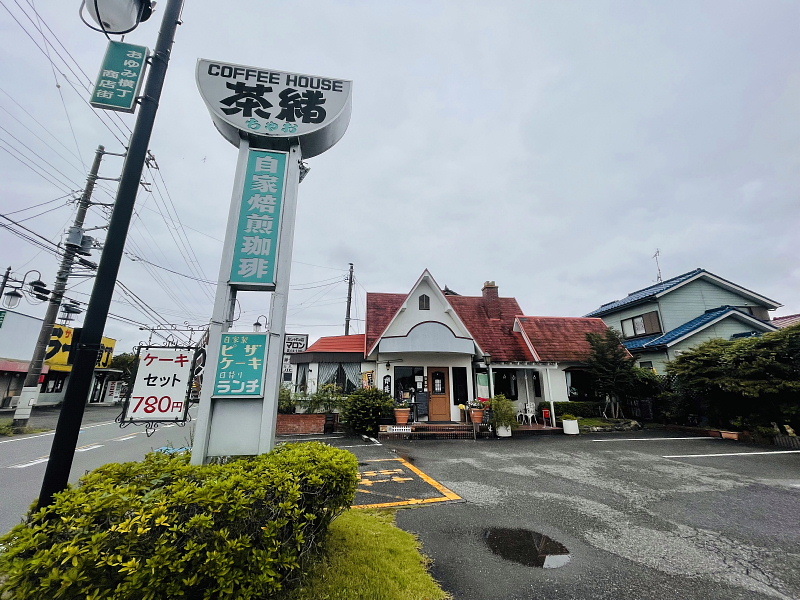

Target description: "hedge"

left=340, top=388, right=394, bottom=435
left=547, top=401, right=602, bottom=418
left=0, top=442, right=359, bottom=600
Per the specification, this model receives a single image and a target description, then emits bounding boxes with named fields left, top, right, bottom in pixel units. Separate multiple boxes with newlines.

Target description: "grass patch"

left=576, top=417, right=614, bottom=428
left=0, top=419, right=47, bottom=436
left=285, top=508, right=450, bottom=600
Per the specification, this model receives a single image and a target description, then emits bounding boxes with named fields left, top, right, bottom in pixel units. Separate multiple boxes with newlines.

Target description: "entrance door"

left=427, top=367, right=450, bottom=421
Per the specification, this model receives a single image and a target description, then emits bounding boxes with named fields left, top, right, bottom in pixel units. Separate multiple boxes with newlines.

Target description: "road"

left=0, top=413, right=195, bottom=534
left=386, top=433, right=800, bottom=600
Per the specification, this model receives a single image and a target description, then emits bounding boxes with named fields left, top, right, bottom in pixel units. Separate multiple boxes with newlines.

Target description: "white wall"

left=0, top=310, right=40, bottom=360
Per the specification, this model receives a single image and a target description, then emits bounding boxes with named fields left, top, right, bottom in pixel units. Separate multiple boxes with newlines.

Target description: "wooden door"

left=427, top=367, right=451, bottom=421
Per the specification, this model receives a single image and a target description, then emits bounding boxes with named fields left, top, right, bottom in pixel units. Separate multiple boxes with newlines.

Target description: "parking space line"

left=663, top=450, right=800, bottom=458
left=592, top=437, right=718, bottom=442
left=353, top=457, right=461, bottom=509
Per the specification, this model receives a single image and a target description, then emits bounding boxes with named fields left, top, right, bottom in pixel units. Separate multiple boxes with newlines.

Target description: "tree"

left=585, top=328, right=636, bottom=399
left=109, top=352, right=137, bottom=386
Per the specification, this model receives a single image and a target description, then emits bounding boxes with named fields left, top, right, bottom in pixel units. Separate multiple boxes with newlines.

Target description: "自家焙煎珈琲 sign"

left=196, top=60, right=352, bottom=158
left=229, top=150, right=288, bottom=289
left=212, top=333, right=269, bottom=398
left=90, top=41, right=148, bottom=113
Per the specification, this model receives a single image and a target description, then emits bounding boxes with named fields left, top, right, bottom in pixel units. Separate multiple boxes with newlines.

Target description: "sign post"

left=191, top=61, right=351, bottom=464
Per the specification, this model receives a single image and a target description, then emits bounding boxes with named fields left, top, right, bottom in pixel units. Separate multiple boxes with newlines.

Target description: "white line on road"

left=8, top=457, right=49, bottom=468
left=113, top=435, right=138, bottom=441
left=592, top=437, right=718, bottom=442
left=664, top=450, right=800, bottom=458
left=76, top=444, right=104, bottom=452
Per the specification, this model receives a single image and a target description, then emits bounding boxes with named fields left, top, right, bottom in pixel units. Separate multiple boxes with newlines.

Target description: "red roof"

left=365, top=292, right=406, bottom=355
left=446, top=295, right=532, bottom=362
left=306, top=334, right=365, bottom=353
left=772, top=314, right=800, bottom=328
left=516, top=317, right=610, bottom=362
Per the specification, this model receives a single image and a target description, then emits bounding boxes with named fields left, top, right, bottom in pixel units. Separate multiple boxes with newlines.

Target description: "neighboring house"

left=772, top=314, right=800, bottom=329
left=291, top=270, right=613, bottom=422
left=584, top=268, right=781, bottom=373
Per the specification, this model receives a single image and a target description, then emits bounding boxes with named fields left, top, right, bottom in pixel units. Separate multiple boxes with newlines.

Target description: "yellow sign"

left=45, top=325, right=116, bottom=369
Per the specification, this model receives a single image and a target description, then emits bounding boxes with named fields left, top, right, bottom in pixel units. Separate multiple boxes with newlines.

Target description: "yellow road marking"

left=352, top=457, right=461, bottom=509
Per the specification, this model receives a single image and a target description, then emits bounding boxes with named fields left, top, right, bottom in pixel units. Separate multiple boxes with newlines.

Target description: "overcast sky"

left=1, top=0, right=798, bottom=353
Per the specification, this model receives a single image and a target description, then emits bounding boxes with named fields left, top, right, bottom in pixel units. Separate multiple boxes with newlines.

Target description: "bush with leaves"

left=0, top=442, right=359, bottom=600
left=340, top=387, right=394, bottom=435
left=298, top=383, right=345, bottom=414
left=278, top=385, right=296, bottom=414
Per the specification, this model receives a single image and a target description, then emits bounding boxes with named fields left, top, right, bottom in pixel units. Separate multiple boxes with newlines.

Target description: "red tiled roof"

left=772, top=314, right=800, bottom=328
left=366, top=292, right=407, bottom=354
left=306, top=334, right=365, bottom=354
left=516, top=317, right=610, bottom=362
left=446, top=295, right=532, bottom=362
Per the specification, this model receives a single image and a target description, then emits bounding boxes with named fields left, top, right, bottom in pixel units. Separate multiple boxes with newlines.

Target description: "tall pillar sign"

left=191, top=60, right=351, bottom=464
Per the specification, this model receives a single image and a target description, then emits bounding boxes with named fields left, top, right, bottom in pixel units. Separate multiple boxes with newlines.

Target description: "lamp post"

left=37, top=0, right=184, bottom=509
left=252, top=315, right=268, bottom=332
left=485, top=353, right=494, bottom=398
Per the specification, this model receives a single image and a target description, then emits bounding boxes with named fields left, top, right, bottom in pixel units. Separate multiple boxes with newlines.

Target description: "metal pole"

left=344, top=262, right=354, bottom=335
left=38, top=0, right=183, bottom=508
left=0, top=266, right=10, bottom=301
left=12, top=145, right=105, bottom=431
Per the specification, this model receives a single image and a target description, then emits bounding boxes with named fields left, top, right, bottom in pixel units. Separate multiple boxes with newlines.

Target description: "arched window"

left=419, top=294, right=430, bottom=310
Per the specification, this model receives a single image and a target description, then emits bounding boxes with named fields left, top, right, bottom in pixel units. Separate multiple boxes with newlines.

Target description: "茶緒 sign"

left=123, top=347, right=194, bottom=422
left=196, top=60, right=352, bottom=158
left=90, top=41, right=148, bottom=113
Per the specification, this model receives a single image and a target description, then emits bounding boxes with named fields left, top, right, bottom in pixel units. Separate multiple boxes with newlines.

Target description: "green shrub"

left=0, top=442, right=359, bottom=600
left=549, top=401, right=601, bottom=418
left=489, top=394, right=517, bottom=429
left=340, top=388, right=394, bottom=435
left=298, top=383, right=345, bottom=414
left=278, top=385, right=296, bottom=414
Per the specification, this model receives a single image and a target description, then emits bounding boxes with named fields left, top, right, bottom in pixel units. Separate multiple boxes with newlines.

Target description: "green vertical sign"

left=212, top=333, right=269, bottom=398
left=229, top=150, right=287, bottom=290
left=90, top=41, right=148, bottom=113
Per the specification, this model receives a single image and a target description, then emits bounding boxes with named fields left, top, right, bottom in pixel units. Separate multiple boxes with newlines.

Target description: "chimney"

left=482, top=281, right=501, bottom=319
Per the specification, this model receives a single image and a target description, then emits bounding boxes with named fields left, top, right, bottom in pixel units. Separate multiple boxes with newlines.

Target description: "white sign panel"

left=124, top=347, right=193, bottom=422
left=196, top=59, right=352, bottom=158
left=284, top=334, right=308, bottom=354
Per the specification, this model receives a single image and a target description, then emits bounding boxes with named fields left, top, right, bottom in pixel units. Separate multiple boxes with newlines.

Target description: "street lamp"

left=252, top=315, right=268, bottom=332
left=1, top=270, right=48, bottom=309
left=37, top=0, right=184, bottom=510
left=81, top=0, right=154, bottom=34
left=484, top=353, right=494, bottom=398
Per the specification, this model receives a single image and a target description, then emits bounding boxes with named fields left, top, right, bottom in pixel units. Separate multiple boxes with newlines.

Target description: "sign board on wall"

left=123, top=347, right=193, bottom=422
left=229, top=150, right=287, bottom=290
left=212, top=333, right=268, bottom=398
left=284, top=334, right=308, bottom=354
left=45, top=325, right=116, bottom=368
left=196, top=60, right=352, bottom=158
left=90, top=41, right=148, bottom=113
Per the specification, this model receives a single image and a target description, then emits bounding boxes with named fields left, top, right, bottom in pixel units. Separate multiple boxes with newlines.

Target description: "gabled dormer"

left=366, top=270, right=478, bottom=358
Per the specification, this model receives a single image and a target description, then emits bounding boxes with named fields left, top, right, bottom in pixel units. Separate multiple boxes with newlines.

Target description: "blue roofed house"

left=584, top=269, right=782, bottom=373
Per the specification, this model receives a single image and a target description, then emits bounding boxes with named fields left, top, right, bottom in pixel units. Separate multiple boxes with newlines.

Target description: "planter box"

left=720, top=430, right=741, bottom=440
left=276, top=413, right=327, bottom=435
left=562, top=419, right=580, bottom=435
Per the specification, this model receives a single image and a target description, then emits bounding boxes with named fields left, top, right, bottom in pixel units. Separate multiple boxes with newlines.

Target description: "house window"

left=419, top=294, right=430, bottom=310
left=639, top=361, right=655, bottom=372
left=621, top=311, right=662, bottom=339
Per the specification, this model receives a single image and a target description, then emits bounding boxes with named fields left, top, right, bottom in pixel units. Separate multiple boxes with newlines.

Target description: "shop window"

left=394, top=366, right=424, bottom=401
left=419, top=294, right=430, bottom=310
left=493, top=371, right=518, bottom=400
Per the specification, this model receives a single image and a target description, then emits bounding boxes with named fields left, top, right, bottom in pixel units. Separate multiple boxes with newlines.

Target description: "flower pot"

left=394, top=408, right=411, bottom=424
left=562, top=419, right=580, bottom=435
left=469, top=408, right=485, bottom=424
left=720, top=430, right=741, bottom=440
left=496, top=425, right=512, bottom=438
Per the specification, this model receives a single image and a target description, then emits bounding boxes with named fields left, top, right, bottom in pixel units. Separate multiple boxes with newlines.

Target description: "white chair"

left=517, top=402, right=538, bottom=425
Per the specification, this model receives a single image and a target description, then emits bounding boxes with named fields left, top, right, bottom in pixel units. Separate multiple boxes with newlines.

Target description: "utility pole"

left=0, top=266, right=10, bottom=301
left=38, top=0, right=184, bottom=508
left=344, top=262, right=354, bottom=335
left=12, top=145, right=105, bottom=431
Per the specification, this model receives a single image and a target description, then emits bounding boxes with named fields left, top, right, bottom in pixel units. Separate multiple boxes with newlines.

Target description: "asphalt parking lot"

left=284, top=431, right=800, bottom=600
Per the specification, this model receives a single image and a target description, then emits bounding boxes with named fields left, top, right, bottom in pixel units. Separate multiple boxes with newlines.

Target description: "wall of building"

left=658, top=279, right=763, bottom=331
left=666, top=317, right=764, bottom=361
left=0, top=310, right=40, bottom=360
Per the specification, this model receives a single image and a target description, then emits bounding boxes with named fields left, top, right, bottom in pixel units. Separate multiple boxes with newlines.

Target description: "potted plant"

left=489, top=394, right=517, bottom=438
left=560, top=413, right=580, bottom=435
left=394, top=400, right=411, bottom=424
left=468, top=398, right=490, bottom=424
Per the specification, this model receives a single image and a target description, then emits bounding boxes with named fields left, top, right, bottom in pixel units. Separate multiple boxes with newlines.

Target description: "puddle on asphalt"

left=483, top=527, right=571, bottom=568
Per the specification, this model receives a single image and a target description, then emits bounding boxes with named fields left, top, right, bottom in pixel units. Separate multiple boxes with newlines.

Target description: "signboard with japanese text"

left=45, top=325, right=116, bottom=368
left=212, top=333, right=268, bottom=398
left=229, top=150, right=287, bottom=290
left=196, top=60, right=352, bottom=158
left=123, top=347, right=193, bottom=422
left=284, top=334, right=308, bottom=354
left=90, top=41, right=148, bottom=113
